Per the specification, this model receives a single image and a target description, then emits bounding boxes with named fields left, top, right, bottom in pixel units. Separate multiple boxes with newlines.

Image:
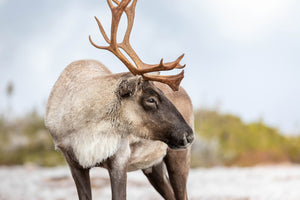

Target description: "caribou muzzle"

left=165, top=125, right=194, bottom=150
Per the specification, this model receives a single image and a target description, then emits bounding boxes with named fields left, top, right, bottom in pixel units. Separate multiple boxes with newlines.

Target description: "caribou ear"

left=118, top=76, right=143, bottom=98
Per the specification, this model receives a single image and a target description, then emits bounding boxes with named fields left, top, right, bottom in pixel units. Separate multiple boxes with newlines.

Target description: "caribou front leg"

left=107, top=138, right=131, bottom=200
left=63, top=150, right=92, bottom=200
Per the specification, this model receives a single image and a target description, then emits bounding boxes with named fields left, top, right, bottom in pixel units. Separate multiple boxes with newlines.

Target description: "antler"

left=89, top=0, right=186, bottom=91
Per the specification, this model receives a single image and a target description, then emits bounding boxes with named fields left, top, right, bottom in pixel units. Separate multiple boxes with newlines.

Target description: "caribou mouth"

left=164, top=132, right=194, bottom=150
left=166, top=142, right=192, bottom=150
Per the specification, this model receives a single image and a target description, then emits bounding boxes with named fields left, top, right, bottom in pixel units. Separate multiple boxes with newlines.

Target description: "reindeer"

left=45, top=0, right=194, bottom=199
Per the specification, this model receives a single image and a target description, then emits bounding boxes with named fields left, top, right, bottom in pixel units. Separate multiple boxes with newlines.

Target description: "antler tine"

left=93, top=16, right=110, bottom=44
left=158, top=53, right=185, bottom=69
left=130, top=53, right=184, bottom=74
left=143, top=70, right=185, bottom=91
left=164, top=54, right=186, bottom=69
left=107, top=0, right=116, bottom=9
left=112, top=0, right=120, bottom=5
left=118, top=0, right=144, bottom=68
left=123, top=0, right=137, bottom=43
left=89, top=35, right=110, bottom=50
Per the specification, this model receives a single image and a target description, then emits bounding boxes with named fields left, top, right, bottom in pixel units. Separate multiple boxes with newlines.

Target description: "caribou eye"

left=147, top=98, right=156, bottom=103
left=143, top=97, right=158, bottom=110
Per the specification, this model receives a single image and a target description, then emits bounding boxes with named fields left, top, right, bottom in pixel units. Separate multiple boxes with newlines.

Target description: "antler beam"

left=89, top=0, right=186, bottom=91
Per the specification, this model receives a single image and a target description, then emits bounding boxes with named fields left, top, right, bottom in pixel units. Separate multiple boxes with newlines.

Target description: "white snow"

left=1, top=165, right=300, bottom=200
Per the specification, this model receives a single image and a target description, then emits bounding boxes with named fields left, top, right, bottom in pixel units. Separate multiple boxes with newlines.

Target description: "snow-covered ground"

left=1, top=165, right=300, bottom=200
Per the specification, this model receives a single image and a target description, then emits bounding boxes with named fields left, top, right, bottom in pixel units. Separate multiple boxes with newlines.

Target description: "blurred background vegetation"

left=1, top=109, right=300, bottom=167
left=191, top=109, right=300, bottom=167
left=1, top=82, right=300, bottom=167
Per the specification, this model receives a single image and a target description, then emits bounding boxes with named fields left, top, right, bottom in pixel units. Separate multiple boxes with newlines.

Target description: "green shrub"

left=0, top=111, right=66, bottom=166
left=192, top=109, right=300, bottom=167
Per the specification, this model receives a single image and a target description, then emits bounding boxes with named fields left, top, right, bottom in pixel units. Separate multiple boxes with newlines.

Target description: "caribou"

left=45, top=0, right=194, bottom=199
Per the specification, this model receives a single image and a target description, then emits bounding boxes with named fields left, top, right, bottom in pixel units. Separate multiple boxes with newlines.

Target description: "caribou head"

left=88, top=0, right=194, bottom=149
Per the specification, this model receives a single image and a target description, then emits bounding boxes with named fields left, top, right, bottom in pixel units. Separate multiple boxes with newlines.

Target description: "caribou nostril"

left=186, top=133, right=194, bottom=144
left=182, top=136, right=188, bottom=146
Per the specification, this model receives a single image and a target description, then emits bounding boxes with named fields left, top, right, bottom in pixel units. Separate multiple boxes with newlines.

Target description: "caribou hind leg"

left=142, top=162, right=176, bottom=200
left=164, top=148, right=191, bottom=200
left=62, top=150, right=92, bottom=200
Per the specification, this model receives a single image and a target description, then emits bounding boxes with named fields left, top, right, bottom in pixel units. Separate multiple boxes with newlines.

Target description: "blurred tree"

left=6, top=81, right=14, bottom=97
left=5, top=81, right=14, bottom=119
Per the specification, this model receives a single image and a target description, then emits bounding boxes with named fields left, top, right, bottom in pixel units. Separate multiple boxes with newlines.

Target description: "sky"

left=0, top=0, right=299, bottom=134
